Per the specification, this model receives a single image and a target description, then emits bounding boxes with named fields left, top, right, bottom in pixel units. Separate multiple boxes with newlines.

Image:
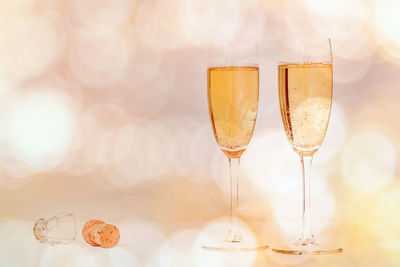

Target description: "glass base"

left=202, top=240, right=268, bottom=252
left=271, top=240, right=342, bottom=255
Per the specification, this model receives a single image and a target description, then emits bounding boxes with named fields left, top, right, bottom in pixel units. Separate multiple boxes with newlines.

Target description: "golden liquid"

left=278, top=63, right=332, bottom=156
left=208, top=66, right=259, bottom=158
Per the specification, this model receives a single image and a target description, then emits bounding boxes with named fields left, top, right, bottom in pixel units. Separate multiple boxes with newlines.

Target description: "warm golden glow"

left=0, top=0, right=398, bottom=266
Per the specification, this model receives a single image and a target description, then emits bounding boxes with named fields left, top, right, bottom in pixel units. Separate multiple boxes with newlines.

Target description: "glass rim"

left=207, top=63, right=259, bottom=68
left=277, top=61, right=332, bottom=66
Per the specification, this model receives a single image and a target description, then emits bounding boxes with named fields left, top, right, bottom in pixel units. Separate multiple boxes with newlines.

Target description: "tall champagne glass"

left=272, top=38, right=342, bottom=255
left=203, top=43, right=267, bottom=251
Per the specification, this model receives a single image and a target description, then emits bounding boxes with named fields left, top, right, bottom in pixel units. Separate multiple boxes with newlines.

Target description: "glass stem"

left=300, top=155, right=314, bottom=243
left=226, top=157, right=242, bottom=242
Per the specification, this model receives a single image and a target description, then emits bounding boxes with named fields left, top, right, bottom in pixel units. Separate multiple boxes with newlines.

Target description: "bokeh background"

left=0, top=0, right=399, bottom=266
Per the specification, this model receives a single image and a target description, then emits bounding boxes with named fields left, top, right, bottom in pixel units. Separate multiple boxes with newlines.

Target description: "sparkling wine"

left=278, top=62, right=332, bottom=156
left=207, top=66, right=259, bottom=158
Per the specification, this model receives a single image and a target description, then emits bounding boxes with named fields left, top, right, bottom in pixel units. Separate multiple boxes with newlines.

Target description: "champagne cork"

left=91, top=223, right=120, bottom=248
left=82, top=219, right=120, bottom=248
left=82, top=220, right=104, bottom=246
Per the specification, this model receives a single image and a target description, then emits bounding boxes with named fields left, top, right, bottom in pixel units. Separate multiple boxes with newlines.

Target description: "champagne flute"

left=272, top=38, right=342, bottom=255
left=203, top=43, right=267, bottom=251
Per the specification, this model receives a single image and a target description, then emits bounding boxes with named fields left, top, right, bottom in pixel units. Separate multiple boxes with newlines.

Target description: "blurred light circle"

left=153, top=0, right=189, bottom=49
left=147, top=230, right=198, bottom=267
left=0, top=15, right=61, bottom=82
left=375, top=0, right=400, bottom=60
left=57, top=152, right=95, bottom=176
left=110, top=123, right=136, bottom=164
left=341, top=131, right=396, bottom=193
left=188, top=121, right=217, bottom=180
left=134, top=1, right=162, bottom=49
left=40, top=243, right=99, bottom=267
left=210, top=148, right=229, bottom=194
left=332, top=30, right=376, bottom=60
left=77, top=31, right=128, bottom=74
left=69, top=30, right=128, bottom=88
left=334, top=57, right=372, bottom=84
left=237, top=0, right=260, bottom=11
left=84, top=129, right=117, bottom=166
left=118, top=222, right=167, bottom=263
left=0, top=172, right=30, bottom=190
left=0, top=80, right=13, bottom=96
left=242, top=130, right=297, bottom=196
left=0, top=0, right=34, bottom=9
left=66, top=0, right=134, bottom=33
left=0, top=219, right=43, bottom=266
left=117, top=69, right=170, bottom=117
left=305, top=0, right=370, bottom=42
left=243, top=130, right=336, bottom=238
left=179, top=0, right=241, bottom=46
left=61, top=103, right=132, bottom=178
left=380, top=239, right=400, bottom=257
left=60, top=110, right=99, bottom=175
left=373, top=189, right=400, bottom=242
left=108, top=123, right=149, bottom=188
left=81, top=104, right=130, bottom=167
left=285, top=0, right=375, bottom=60
left=164, top=117, right=208, bottom=178
left=3, top=89, right=75, bottom=172
left=109, top=120, right=175, bottom=188
left=232, top=9, right=268, bottom=47
left=108, top=249, right=141, bottom=267
left=283, top=2, right=318, bottom=41
left=91, top=248, right=142, bottom=267
left=317, top=101, right=348, bottom=164
left=135, top=0, right=186, bottom=50
left=268, top=174, right=335, bottom=242
left=133, top=121, right=174, bottom=178
left=0, top=154, right=37, bottom=182
left=305, top=0, right=368, bottom=19
left=86, top=103, right=131, bottom=130
left=116, top=47, right=163, bottom=88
